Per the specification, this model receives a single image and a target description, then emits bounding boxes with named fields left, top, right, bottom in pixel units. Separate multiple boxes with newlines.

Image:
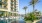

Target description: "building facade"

left=0, top=0, right=19, bottom=17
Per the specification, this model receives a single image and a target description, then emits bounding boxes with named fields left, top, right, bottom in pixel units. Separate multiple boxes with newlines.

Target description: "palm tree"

left=23, top=6, right=28, bottom=16
left=28, top=0, right=39, bottom=22
left=29, top=0, right=39, bottom=13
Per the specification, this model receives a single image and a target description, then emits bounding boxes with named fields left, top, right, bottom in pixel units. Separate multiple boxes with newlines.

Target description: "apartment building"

left=0, top=0, right=19, bottom=17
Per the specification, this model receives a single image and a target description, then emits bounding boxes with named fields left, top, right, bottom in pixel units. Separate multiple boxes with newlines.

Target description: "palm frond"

left=23, top=6, right=28, bottom=10
left=29, top=0, right=39, bottom=5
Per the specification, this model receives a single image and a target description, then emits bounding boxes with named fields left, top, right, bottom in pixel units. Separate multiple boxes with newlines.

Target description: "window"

left=11, top=1, right=13, bottom=6
left=0, top=0, right=2, bottom=1
left=4, top=1, right=7, bottom=5
left=4, top=5, right=6, bottom=8
left=0, top=3, right=2, bottom=8
left=11, top=2, right=13, bottom=4
left=14, top=2, right=16, bottom=5
left=0, top=0, right=2, bottom=8
left=0, top=0, right=2, bottom=5
left=0, top=5, right=2, bottom=8
left=14, top=13, right=16, bottom=16
left=11, top=7, right=13, bottom=11
left=14, top=8, right=16, bottom=12
left=11, top=4, right=13, bottom=6
left=3, top=1, right=7, bottom=9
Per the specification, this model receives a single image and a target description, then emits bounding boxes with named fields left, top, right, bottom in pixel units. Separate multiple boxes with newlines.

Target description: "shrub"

left=24, top=12, right=39, bottom=22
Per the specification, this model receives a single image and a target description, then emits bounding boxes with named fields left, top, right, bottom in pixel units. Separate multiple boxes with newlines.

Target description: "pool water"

left=0, top=17, right=26, bottom=23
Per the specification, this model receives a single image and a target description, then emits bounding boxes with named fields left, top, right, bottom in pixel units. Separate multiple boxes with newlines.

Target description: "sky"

left=19, top=0, right=42, bottom=14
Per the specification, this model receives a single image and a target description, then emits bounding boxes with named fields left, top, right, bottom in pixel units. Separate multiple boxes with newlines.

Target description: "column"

left=7, top=0, right=11, bottom=12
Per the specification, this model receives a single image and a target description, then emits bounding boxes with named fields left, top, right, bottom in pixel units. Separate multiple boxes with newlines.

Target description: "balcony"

left=14, top=6, right=16, bottom=8
left=0, top=5, right=2, bottom=8
left=11, top=0, right=14, bottom=2
left=2, top=2, right=7, bottom=5
left=4, top=0, right=8, bottom=2
left=0, top=7, right=8, bottom=10
left=0, top=2, right=7, bottom=9
left=11, top=1, right=13, bottom=4
left=14, top=8, right=16, bottom=12
left=11, top=7, right=13, bottom=11
left=11, top=4, right=13, bottom=6
left=2, top=4, right=7, bottom=9
left=14, top=2, right=16, bottom=5
left=11, top=8, right=17, bottom=12
left=4, top=6, right=7, bottom=9
left=0, top=1, right=2, bottom=5
left=0, top=6, right=8, bottom=10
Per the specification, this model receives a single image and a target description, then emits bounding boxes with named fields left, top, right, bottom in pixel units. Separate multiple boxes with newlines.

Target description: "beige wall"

left=7, top=0, right=11, bottom=12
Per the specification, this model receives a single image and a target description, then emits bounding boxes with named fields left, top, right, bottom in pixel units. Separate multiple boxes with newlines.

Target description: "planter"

left=32, top=20, right=40, bottom=23
left=25, top=21, right=32, bottom=23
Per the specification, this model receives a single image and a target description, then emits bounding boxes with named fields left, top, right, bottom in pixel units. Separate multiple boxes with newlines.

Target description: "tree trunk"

left=25, top=10, right=26, bottom=16
left=33, top=4, right=35, bottom=13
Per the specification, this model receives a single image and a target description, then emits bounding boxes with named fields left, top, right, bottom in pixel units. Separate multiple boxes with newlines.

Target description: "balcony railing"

left=4, top=0, right=8, bottom=2
left=11, top=8, right=17, bottom=12
left=11, top=9, right=16, bottom=12
left=0, top=6, right=8, bottom=10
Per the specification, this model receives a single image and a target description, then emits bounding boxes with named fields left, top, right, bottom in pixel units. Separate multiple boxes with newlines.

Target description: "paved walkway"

left=33, top=19, right=41, bottom=23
